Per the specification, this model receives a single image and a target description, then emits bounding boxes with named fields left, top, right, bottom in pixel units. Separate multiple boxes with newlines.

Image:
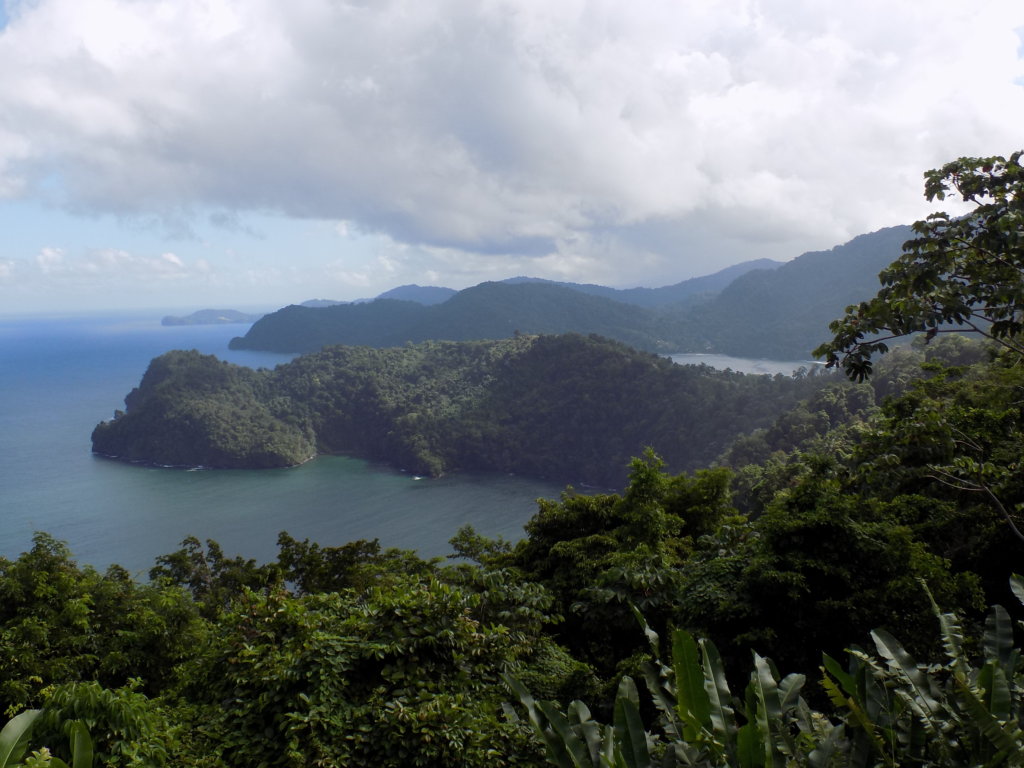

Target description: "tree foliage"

left=816, top=151, right=1024, bottom=380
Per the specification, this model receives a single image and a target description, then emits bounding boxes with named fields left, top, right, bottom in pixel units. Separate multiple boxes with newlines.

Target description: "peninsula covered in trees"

left=92, top=333, right=837, bottom=485
left=8, top=152, right=1024, bottom=766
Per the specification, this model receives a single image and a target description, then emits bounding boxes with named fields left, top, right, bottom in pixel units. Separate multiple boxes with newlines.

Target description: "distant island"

left=161, top=309, right=264, bottom=326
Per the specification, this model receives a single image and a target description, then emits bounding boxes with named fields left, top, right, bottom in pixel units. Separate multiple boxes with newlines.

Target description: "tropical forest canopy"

left=7, top=151, right=1024, bottom=767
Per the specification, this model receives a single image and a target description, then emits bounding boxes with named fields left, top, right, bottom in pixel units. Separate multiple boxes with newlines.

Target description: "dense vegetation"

left=94, top=333, right=831, bottom=485
left=229, top=231, right=904, bottom=357
left=10, top=152, right=1024, bottom=766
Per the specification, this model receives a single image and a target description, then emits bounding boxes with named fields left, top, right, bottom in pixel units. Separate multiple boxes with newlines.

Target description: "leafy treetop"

left=815, top=151, right=1024, bottom=380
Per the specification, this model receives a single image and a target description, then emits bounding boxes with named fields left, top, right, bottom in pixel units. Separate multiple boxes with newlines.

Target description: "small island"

left=161, top=309, right=263, bottom=326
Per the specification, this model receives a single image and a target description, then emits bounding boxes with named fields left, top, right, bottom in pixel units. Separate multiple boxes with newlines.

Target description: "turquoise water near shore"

left=0, top=313, right=564, bottom=576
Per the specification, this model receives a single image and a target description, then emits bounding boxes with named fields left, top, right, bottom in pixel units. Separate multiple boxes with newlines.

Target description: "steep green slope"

left=95, top=334, right=828, bottom=485
left=669, top=225, right=912, bottom=357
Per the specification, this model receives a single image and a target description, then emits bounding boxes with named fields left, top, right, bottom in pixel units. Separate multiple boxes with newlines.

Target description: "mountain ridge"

left=229, top=226, right=912, bottom=358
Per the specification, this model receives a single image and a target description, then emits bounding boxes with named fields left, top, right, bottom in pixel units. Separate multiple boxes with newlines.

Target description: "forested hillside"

left=670, top=225, right=913, bottom=357
left=94, top=333, right=831, bottom=485
left=9, top=152, right=1024, bottom=767
left=229, top=227, right=906, bottom=357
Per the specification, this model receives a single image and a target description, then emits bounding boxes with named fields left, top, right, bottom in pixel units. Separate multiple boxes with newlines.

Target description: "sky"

left=1, top=1, right=1023, bottom=314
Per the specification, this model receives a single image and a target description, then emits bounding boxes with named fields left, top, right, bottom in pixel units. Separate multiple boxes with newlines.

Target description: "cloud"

left=0, top=0, right=1022, bottom=283
left=34, top=246, right=65, bottom=273
left=19, top=245, right=194, bottom=282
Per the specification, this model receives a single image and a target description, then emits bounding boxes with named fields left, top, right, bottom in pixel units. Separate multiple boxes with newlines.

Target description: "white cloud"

left=0, top=0, right=1022, bottom=292
left=19, top=245, right=194, bottom=282
left=34, top=246, right=65, bottom=273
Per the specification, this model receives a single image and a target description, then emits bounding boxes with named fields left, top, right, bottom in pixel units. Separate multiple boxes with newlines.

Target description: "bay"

left=0, top=313, right=564, bottom=577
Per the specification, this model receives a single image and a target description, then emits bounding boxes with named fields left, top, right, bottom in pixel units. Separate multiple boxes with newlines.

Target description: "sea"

left=0, top=313, right=567, bottom=578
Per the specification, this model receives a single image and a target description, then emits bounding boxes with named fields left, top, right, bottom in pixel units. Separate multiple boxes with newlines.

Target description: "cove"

left=0, top=313, right=563, bottom=576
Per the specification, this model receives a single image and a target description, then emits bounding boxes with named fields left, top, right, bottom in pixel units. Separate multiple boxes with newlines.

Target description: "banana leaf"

left=0, top=710, right=40, bottom=768
left=613, top=678, right=652, bottom=768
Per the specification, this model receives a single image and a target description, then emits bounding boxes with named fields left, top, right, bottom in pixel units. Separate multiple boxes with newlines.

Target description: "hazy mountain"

left=668, top=225, right=913, bottom=358
left=161, top=309, right=263, bottom=326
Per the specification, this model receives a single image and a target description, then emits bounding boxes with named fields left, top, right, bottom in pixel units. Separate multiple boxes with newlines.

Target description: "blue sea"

left=0, top=313, right=564, bottom=577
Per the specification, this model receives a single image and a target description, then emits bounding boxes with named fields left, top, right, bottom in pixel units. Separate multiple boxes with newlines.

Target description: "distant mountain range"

left=299, top=257, right=784, bottom=310
left=228, top=226, right=911, bottom=359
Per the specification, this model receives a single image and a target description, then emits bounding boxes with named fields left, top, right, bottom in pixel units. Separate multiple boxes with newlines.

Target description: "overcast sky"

left=1, top=0, right=1023, bottom=314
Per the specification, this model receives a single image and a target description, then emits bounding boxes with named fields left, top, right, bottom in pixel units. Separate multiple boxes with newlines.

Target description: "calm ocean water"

left=0, top=313, right=564, bottom=577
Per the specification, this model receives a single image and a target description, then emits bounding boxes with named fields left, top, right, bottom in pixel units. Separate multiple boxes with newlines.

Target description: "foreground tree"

left=815, top=151, right=1024, bottom=380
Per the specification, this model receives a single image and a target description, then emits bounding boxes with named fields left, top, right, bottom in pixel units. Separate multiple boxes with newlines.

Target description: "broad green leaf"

left=984, top=604, right=1014, bottom=673
left=777, top=673, right=806, bottom=713
left=736, top=723, right=762, bottom=768
left=613, top=678, right=651, bottom=768
left=752, top=654, right=786, bottom=768
left=1010, top=574, right=1024, bottom=607
left=672, top=629, right=711, bottom=738
left=700, top=638, right=736, bottom=742
left=0, top=710, right=40, bottom=768
left=569, top=701, right=602, bottom=766
left=505, top=675, right=545, bottom=732
left=537, top=700, right=594, bottom=768
left=977, top=662, right=1012, bottom=723
left=871, top=629, right=940, bottom=715
left=68, top=721, right=93, bottom=768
